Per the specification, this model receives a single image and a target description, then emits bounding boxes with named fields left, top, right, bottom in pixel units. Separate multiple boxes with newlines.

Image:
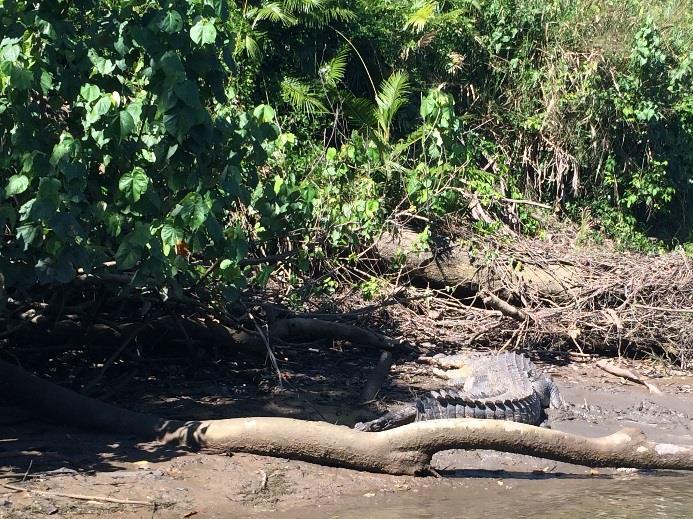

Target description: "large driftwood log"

left=376, top=229, right=579, bottom=300
left=173, top=418, right=693, bottom=475
left=1, top=359, right=692, bottom=475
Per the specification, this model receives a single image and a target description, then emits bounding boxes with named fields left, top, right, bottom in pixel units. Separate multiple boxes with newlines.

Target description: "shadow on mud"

left=0, top=336, right=401, bottom=477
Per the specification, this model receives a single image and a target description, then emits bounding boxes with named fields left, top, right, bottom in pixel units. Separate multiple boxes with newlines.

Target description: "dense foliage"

left=0, top=0, right=691, bottom=301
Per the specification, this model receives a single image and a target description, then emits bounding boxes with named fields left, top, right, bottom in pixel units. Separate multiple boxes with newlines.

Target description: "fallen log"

left=1, top=359, right=692, bottom=475
left=270, top=317, right=404, bottom=351
left=375, top=228, right=579, bottom=300
left=171, top=417, right=693, bottom=475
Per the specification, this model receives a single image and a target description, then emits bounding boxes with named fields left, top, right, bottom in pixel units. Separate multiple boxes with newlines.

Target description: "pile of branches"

left=370, top=225, right=693, bottom=369
left=510, top=237, right=692, bottom=366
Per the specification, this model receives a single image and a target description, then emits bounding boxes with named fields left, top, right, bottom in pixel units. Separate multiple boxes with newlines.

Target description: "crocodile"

left=355, top=351, right=563, bottom=432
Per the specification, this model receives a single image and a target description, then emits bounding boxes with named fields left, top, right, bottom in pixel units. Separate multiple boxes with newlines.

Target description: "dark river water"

left=275, top=472, right=693, bottom=519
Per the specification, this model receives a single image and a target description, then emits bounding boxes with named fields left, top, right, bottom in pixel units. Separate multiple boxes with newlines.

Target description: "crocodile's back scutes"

left=415, top=389, right=543, bottom=425
left=414, top=352, right=550, bottom=426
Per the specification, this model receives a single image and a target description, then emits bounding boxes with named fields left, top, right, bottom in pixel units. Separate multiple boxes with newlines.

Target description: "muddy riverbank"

left=1, top=350, right=692, bottom=518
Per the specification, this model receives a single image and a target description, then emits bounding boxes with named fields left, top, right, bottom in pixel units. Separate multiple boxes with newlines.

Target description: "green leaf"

left=375, top=71, right=410, bottom=141
left=174, top=80, right=201, bottom=107
left=0, top=44, right=21, bottom=62
left=95, top=58, right=115, bottom=75
left=343, top=95, right=376, bottom=127
left=6, top=175, right=29, bottom=196
left=273, top=175, right=284, bottom=194
left=254, top=3, right=297, bottom=25
left=163, top=106, right=200, bottom=143
left=93, top=96, right=112, bottom=117
left=161, top=223, right=184, bottom=255
left=80, top=83, right=101, bottom=102
left=118, top=167, right=149, bottom=202
left=242, top=34, right=261, bottom=60
left=37, top=177, right=61, bottom=202
left=253, top=104, right=275, bottom=123
left=16, top=224, right=40, bottom=250
left=89, top=49, right=116, bottom=75
left=126, top=100, right=143, bottom=125
left=10, top=66, right=33, bottom=90
left=29, top=178, right=61, bottom=220
left=115, top=240, right=141, bottom=270
left=114, top=32, right=129, bottom=55
left=159, top=51, right=185, bottom=80
left=142, top=149, right=156, bottom=162
left=179, top=192, right=209, bottom=230
left=190, top=19, right=217, bottom=45
left=105, top=212, right=122, bottom=237
left=280, top=77, right=326, bottom=114
left=405, top=2, right=437, bottom=33
left=50, top=133, right=76, bottom=166
left=159, top=10, right=183, bottom=33
left=50, top=212, right=83, bottom=239
left=118, top=109, right=135, bottom=140
left=322, top=47, right=349, bottom=85
left=39, top=70, right=53, bottom=94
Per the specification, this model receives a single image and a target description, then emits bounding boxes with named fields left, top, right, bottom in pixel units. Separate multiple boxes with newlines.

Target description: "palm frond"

left=284, top=0, right=325, bottom=13
left=234, top=31, right=265, bottom=61
left=404, top=1, right=437, bottom=33
left=342, top=95, right=377, bottom=128
left=253, top=2, right=297, bottom=27
left=375, top=71, right=411, bottom=140
left=281, top=77, right=328, bottom=114
left=300, top=6, right=355, bottom=27
left=244, top=33, right=263, bottom=60
left=320, top=47, right=349, bottom=86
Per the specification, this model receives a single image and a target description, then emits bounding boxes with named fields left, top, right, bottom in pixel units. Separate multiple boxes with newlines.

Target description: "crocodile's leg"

left=354, top=406, right=417, bottom=432
left=431, top=367, right=467, bottom=386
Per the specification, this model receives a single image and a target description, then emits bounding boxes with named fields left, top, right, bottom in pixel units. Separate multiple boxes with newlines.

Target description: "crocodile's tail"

left=354, top=406, right=417, bottom=432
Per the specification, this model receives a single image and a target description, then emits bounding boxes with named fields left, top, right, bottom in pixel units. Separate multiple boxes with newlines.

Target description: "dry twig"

left=2, top=483, right=152, bottom=506
left=596, top=360, right=663, bottom=395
